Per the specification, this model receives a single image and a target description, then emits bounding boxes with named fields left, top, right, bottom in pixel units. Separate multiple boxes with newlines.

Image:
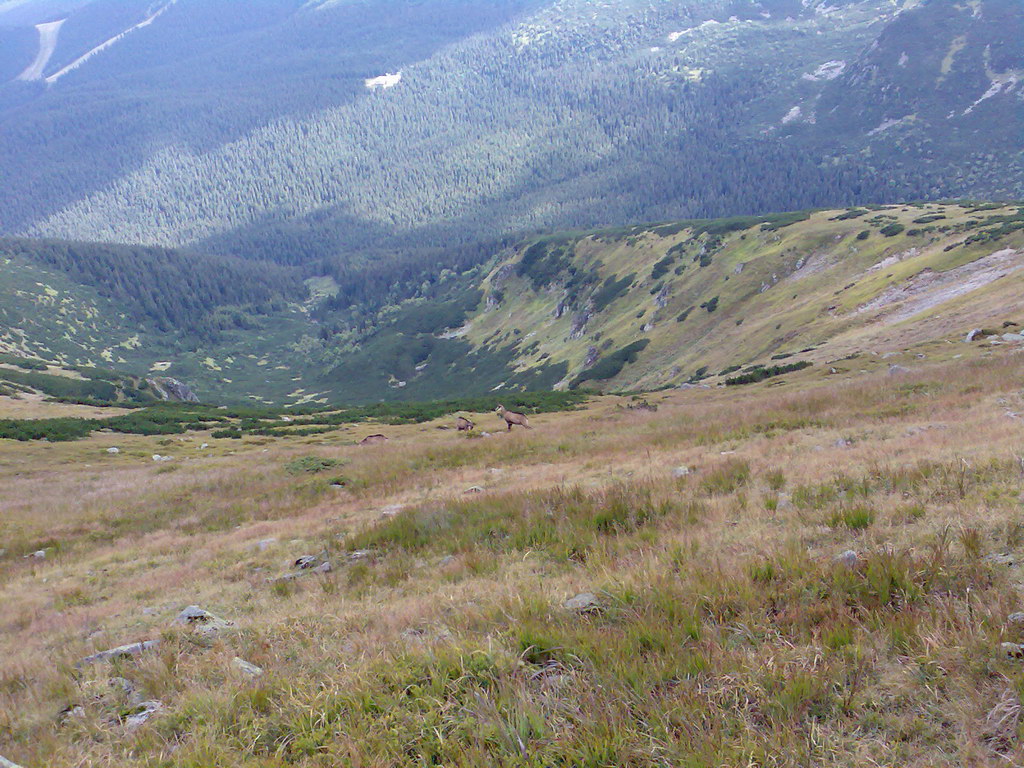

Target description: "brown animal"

left=456, top=416, right=475, bottom=432
left=359, top=434, right=388, bottom=446
left=495, top=404, right=531, bottom=431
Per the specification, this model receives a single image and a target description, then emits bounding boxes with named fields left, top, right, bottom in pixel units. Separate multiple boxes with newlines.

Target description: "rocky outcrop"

left=146, top=377, right=199, bottom=403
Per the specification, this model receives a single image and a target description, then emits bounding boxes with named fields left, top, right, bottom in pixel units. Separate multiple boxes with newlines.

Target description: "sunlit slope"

left=466, top=202, right=1024, bottom=389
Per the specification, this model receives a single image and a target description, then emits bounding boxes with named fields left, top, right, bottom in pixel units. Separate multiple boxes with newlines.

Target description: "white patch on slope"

left=962, top=71, right=1020, bottom=115
left=44, top=0, right=178, bottom=85
left=17, top=19, right=65, bottom=81
left=801, top=60, right=845, bottom=81
left=365, top=72, right=401, bottom=90
left=781, top=105, right=802, bottom=124
left=867, top=115, right=912, bottom=136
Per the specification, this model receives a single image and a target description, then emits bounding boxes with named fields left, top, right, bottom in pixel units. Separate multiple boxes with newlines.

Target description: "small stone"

left=380, top=504, right=404, bottom=517
left=0, top=755, right=26, bottom=768
left=987, top=553, right=1018, bottom=567
left=57, top=704, right=86, bottom=725
left=348, top=549, right=373, bottom=561
left=834, top=550, right=859, bottom=568
left=1008, top=612, right=1024, bottom=625
left=124, top=700, right=162, bottom=730
left=564, top=592, right=602, bottom=614
left=1003, top=642, right=1024, bottom=659
left=672, top=466, right=691, bottom=478
left=487, top=468, right=504, bottom=475
left=438, top=555, right=455, bottom=567
left=232, top=657, right=263, bottom=677
left=465, top=486, right=484, bottom=494
left=294, top=555, right=318, bottom=569
left=254, top=538, right=277, bottom=552
left=25, top=550, right=46, bottom=560
left=312, top=561, right=332, bottom=574
left=834, top=438, right=853, bottom=449
left=888, top=364, right=910, bottom=376
left=106, top=447, right=120, bottom=454
left=966, top=328, right=983, bottom=342
left=151, top=454, right=173, bottom=462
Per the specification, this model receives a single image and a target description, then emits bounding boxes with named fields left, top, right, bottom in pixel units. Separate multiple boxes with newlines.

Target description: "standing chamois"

left=455, top=416, right=475, bottom=432
left=495, top=404, right=531, bottom=431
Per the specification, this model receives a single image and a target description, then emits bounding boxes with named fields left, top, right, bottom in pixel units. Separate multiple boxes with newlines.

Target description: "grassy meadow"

left=3, top=343, right=1024, bottom=766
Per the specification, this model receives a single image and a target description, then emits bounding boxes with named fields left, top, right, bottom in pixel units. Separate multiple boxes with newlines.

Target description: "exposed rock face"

left=146, top=377, right=199, bottom=403
left=569, top=311, right=590, bottom=340
left=584, top=346, right=599, bottom=368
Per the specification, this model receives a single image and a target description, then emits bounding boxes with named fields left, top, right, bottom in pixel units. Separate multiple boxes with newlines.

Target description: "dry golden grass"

left=3, top=345, right=1024, bottom=766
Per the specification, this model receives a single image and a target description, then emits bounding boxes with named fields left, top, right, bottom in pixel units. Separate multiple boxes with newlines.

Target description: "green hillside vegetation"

left=465, top=202, right=1024, bottom=391
left=3, top=201, right=1023, bottom=405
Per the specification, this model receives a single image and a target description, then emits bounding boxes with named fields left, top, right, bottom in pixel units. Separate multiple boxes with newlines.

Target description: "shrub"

left=828, top=507, right=875, bottom=530
left=880, top=223, right=905, bottom=237
left=856, top=230, right=870, bottom=240
left=286, top=456, right=343, bottom=474
left=725, top=361, right=811, bottom=385
left=701, top=296, right=719, bottom=313
left=700, top=458, right=751, bottom=495
left=571, top=340, right=650, bottom=388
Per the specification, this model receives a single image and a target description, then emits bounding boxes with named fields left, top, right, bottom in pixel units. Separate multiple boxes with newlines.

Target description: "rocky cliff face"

left=146, top=377, right=200, bottom=403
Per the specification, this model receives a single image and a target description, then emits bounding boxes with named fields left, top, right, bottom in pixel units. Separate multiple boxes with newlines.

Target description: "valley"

left=0, top=1, right=1022, bottom=764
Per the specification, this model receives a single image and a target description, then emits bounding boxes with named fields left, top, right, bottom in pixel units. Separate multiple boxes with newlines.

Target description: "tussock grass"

left=3, top=352, right=1024, bottom=765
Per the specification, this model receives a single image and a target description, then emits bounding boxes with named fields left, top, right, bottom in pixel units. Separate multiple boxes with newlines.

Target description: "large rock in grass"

left=1, top=755, right=25, bottom=768
left=173, top=606, right=234, bottom=641
left=564, top=592, right=602, bottom=614
left=79, top=640, right=160, bottom=667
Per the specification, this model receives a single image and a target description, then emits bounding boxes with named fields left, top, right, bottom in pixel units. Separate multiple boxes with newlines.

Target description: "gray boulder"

left=965, top=328, right=983, bottom=342
left=564, top=592, right=602, bottom=614
left=124, top=700, right=163, bottom=730
left=173, top=606, right=234, bottom=639
left=79, top=640, right=160, bottom=667
left=834, top=550, right=859, bottom=568
left=672, top=466, right=692, bottom=478
left=0, top=754, right=25, bottom=768
left=146, top=377, right=200, bottom=403
left=1008, top=612, right=1024, bottom=625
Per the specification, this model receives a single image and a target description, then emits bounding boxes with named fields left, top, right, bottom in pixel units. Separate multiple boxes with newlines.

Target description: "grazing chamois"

left=456, top=416, right=475, bottom=432
left=495, top=404, right=531, bottom=431
left=359, top=434, right=388, bottom=446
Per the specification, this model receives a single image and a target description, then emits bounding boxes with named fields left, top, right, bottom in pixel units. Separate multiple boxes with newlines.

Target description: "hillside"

left=455, top=201, right=1024, bottom=391
left=3, top=342, right=1024, bottom=765
left=3, top=201, right=1023, bottom=405
left=0, top=0, right=1017, bottom=291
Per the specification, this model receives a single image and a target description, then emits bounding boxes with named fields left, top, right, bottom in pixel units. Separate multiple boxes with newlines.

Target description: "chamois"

left=455, top=416, right=475, bottom=431
left=495, top=404, right=531, bottom=431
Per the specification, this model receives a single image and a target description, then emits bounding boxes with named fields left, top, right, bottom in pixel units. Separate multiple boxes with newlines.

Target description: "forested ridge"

left=0, top=237, right=303, bottom=336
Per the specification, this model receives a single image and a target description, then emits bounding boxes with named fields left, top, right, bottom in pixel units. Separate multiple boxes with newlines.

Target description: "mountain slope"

left=0, top=0, right=1017, bottom=283
left=8, top=201, right=1020, bottom=405
left=453, top=202, right=1024, bottom=391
